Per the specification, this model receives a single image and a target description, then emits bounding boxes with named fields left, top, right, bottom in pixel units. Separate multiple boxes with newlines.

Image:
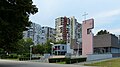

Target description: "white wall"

left=67, top=43, right=73, bottom=54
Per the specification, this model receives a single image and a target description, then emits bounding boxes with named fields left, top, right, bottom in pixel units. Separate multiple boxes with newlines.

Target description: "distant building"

left=23, top=23, right=41, bottom=45
left=116, top=35, right=120, bottom=45
left=40, top=26, right=55, bottom=44
left=55, top=16, right=82, bottom=55
left=55, top=16, right=70, bottom=42
left=94, top=34, right=120, bottom=57
left=69, top=16, right=82, bottom=54
left=52, top=44, right=67, bottom=55
left=23, top=24, right=55, bottom=45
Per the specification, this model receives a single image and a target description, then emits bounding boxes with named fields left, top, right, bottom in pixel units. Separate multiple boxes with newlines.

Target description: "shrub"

left=49, top=58, right=65, bottom=63
left=19, top=57, right=41, bottom=61
left=65, top=58, right=87, bottom=64
left=19, top=57, right=30, bottom=61
left=0, top=54, right=18, bottom=59
left=22, top=53, right=30, bottom=57
left=8, top=54, right=18, bottom=59
left=49, top=57, right=86, bottom=64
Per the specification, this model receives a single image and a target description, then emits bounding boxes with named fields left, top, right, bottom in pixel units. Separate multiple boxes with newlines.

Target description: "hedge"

left=19, top=57, right=41, bottom=61
left=49, top=58, right=65, bottom=63
left=0, top=54, right=18, bottom=59
left=65, top=58, right=86, bottom=64
left=48, top=57, right=86, bottom=64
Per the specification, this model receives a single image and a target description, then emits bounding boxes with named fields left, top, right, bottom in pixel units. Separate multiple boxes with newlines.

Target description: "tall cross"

left=82, top=12, right=88, bottom=21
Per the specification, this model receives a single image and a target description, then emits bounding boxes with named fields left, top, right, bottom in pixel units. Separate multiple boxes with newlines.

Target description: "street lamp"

left=50, top=42, right=54, bottom=55
left=30, top=45, right=33, bottom=61
left=77, top=41, right=80, bottom=56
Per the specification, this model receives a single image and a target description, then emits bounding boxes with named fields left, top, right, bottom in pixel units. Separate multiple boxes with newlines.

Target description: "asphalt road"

left=0, top=59, right=94, bottom=67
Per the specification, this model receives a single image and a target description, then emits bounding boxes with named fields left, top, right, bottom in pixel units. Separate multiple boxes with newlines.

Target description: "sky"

left=30, top=0, right=120, bottom=35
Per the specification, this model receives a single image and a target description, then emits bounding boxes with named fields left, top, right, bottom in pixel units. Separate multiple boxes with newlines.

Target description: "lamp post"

left=50, top=42, right=54, bottom=55
left=30, top=45, right=33, bottom=61
left=77, top=41, right=80, bottom=56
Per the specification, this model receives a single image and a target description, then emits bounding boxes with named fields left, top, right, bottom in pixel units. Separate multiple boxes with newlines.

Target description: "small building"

left=93, top=34, right=120, bottom=57
left=52, top=44, right=67, bottom=55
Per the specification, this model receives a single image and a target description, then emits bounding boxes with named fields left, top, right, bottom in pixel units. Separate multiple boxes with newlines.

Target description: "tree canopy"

left=16, top=38, right=34, bottom=54
left=0, top=0, right=38, bottom=52
left=96, top=30, right=109, bottom=35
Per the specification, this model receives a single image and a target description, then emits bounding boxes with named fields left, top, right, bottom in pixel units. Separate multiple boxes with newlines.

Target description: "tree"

left=97, top=30, right=109, bottom=35
left=0, top=0, right=38, bottom=53
left=55, top=40, right=66, bottom=44
left=16, top=38, right=34, bottom=54
left=0, top=48, right=4, bottom=54
left=44, top=39, right=54, bottom=54
left=32, top=44, right=45, bottom=55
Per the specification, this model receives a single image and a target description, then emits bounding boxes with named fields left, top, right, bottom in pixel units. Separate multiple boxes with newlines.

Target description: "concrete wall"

left=67, top=43, right=74, bottom=54
left=112, top=53, right=120, bottom=57
left=94, top=34, right=120, bottom=48
left=87, top=54, right=112, bottom=61
left=94, top=34, right=111, bottom=47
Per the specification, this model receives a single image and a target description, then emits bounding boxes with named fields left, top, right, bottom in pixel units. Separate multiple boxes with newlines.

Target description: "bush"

left=19, top=57, right=41, bottom=61
left=0, top=54, right=7, bottom=59
left=65, top=58, right=86, bottom=64
left=49, top=58, right=65, bottom=63
left=9, top=54, right=18, bottom=59
left=21, top=53, right=30, bottom=57
left=49, top=57, right=86, bottom=64
left=0, top=54, right=18, bottom=59
left=19, top=57, right=30, bottom=61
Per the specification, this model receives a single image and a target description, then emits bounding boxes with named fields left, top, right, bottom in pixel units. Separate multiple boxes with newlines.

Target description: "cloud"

left=108, top=28, right=120, bottom=35
left=94, top=9, right=120, bottom=19
left=92, top=9, right=120, bottom=25
left=80, top=9, right=120, bottom=25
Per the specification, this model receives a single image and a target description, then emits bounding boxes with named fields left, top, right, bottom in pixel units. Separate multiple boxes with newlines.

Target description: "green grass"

left=84, top=58, right=120, bottom=67
left=57, top=62, right=66, bottom=64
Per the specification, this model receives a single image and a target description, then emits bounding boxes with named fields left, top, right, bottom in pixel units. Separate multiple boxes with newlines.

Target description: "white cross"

left=82, top=12, right=88, bottom=21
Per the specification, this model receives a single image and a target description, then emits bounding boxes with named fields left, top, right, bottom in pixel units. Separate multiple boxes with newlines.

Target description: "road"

left=0, top=59, right=95, bottom=67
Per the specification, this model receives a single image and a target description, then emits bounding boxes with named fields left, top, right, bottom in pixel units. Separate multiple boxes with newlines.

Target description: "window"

left=60, top=27, right=62, bottom=33
left=50, top=31, right=52, bottom=33
left=41, top=37, right=44, bottom=39
left=62, top=46, right=64, bottom=50
left=58, top=46, right=60, bottom=50
left=42, top=30, right=45, bottom=33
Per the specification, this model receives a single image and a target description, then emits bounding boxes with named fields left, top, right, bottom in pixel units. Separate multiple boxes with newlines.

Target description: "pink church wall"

left=82, top=19, right=94, bottom=56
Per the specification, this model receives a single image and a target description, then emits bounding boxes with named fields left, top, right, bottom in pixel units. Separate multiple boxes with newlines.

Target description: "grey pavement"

left=0, top=59, right=95, bottom=67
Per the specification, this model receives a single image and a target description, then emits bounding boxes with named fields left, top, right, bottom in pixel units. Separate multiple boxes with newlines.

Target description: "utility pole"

left=50, top=42, right=54, bottom=55
left=30, top=45, right=33, bottom=61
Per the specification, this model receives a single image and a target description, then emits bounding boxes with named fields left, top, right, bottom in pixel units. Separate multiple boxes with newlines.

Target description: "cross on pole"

left=82, top=12, right=88, bottom=22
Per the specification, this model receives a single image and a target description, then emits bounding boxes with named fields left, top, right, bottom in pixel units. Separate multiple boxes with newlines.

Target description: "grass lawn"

left=84, top=58, right=120, bottom=67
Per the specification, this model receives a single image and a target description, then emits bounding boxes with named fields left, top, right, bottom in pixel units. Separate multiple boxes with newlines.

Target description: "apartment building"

left=23, top=23, right=41, bottom=45
left=40, top=26, right=55, bottom=44
left=55, top=16, right=82, bottom=55
left=67, top=16, right=82, bottom=55
left=55, top=16, right=70, bottom=42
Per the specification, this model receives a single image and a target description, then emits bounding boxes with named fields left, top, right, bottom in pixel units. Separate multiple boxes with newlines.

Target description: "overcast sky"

left=30, top=0, right=120, bottom=35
